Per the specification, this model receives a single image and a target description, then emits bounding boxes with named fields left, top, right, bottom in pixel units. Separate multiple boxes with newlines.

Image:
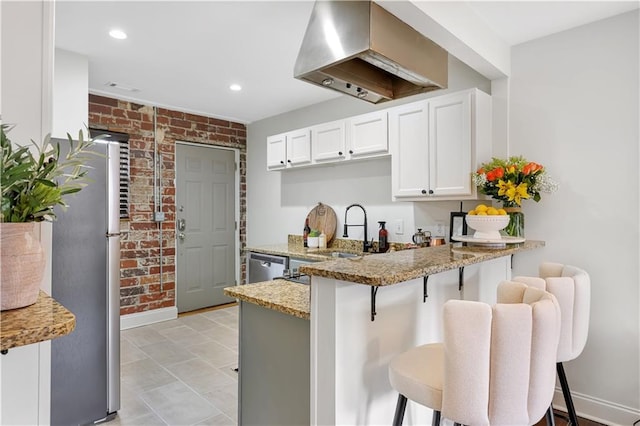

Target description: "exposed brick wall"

left=88, top=95, right=247, bottom=315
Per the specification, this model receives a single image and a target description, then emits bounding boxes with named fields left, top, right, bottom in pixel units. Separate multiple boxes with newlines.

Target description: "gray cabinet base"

left=238, top=302, right=310, bottom=425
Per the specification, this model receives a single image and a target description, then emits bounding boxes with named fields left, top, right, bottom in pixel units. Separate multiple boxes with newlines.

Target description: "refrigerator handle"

left=107, top=142, right=121, bottom=234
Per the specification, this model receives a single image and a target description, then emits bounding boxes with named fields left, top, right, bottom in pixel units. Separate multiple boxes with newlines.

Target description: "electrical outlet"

left=394, top=219, right=404, bottom=235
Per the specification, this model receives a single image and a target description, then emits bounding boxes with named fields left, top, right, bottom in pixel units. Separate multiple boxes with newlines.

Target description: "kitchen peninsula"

left=226, top=241, right=544, bottom=425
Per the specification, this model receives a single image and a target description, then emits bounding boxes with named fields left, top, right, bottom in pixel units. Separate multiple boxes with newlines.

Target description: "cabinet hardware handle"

left=349, top=150, right=354, bottom=154
left=429, top=189, right=434, bottom=195
left=338, top=151, right=343, bottom=156
left=287, top=159, right=292, bottom=163
left=280, top=160, right=284, bottom=164
left=421, top=189, right=427, bottom=194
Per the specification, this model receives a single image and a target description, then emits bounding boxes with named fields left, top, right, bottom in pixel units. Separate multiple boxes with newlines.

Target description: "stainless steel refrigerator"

left=51, top=140, right=121, bottom=425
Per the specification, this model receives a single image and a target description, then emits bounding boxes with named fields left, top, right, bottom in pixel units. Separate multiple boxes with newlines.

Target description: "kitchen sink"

left=331, top=251, right=360, bottom=258
left=314, top=250, right=364, bottom=259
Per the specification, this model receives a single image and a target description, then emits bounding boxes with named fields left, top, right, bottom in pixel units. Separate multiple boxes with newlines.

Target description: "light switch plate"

left=394, top=219, right=404, bottom=235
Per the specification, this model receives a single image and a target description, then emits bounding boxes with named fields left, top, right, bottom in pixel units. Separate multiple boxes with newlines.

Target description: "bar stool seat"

left=389, top=343, right=443, bottom=410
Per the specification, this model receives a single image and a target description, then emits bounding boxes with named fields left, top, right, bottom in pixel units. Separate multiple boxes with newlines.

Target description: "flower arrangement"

left=473, top=156, right=558, bottom=208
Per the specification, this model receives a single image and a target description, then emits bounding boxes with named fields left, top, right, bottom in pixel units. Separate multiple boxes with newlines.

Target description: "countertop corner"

left=1, top=291, right=76, bottom=351
left=224, top=280, right=310, bottom=320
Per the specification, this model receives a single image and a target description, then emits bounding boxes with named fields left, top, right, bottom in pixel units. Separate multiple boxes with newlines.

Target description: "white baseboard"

left=120, top=306, right=178, bottom=330
left=553, top=388, right=640, bottom=426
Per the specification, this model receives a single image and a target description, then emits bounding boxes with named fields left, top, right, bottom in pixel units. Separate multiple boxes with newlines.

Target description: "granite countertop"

left=299, top=240, right=545, bottom=286
left=1, top=291, right=76, bottom=351
left=245, top=243, right=352, bottom=262
left=235, top=241, right=544, bottom=319
left=224, top=279, right=310, bottom=320
left=245, top=234, right=389, bottom=261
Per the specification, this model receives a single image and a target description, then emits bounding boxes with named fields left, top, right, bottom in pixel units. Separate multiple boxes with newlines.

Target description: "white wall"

left=0, top=3, right=54, bottom=424
left=1, top=1, right=53, bottom=143
left=52, top=48, right=88, bottom=139
left=246, top=56, right=490, bottom=246
left=509, top=10, right=639, bottom=424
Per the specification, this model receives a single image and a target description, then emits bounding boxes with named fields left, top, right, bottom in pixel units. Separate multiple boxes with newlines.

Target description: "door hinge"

left=235, top=221, right=238, bottom=230
left=235, top=162, right=238, bottom=171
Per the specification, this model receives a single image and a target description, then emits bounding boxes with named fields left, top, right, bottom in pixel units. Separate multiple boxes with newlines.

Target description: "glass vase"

left=503, top=206, right=525, bottom=238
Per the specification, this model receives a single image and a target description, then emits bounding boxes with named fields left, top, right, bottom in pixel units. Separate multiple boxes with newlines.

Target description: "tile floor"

left=111, top=305, right=239, bottom=426
left=110, top=303, right=603, bottom=426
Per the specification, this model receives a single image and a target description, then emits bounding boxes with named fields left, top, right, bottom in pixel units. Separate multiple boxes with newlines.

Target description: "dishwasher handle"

left=249, top=253, right=287, bottom=265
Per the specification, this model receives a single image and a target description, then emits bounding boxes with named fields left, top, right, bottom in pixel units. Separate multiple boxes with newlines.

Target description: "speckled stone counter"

left=224, top=279, right=310, bottom=320
left=1, top=291, right=76, bottom=351
left=299, top=240, right=545, bottom=286
left=245, top=243, right=363, bottom=262
left=244, top=235, right=405, bottom=261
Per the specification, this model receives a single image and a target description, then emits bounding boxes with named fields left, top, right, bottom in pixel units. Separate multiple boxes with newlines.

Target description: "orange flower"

left=523, top=162, right=543, bottom=175
left=486, top=167, right=504, bottom=182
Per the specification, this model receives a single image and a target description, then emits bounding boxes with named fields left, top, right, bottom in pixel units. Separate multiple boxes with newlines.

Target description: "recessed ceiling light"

left=109, top=29, right=127, bottom=40
left=229, top=84, right=242, bottom=92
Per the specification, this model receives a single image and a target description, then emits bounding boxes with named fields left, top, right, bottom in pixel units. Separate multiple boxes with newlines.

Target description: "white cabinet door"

left=391, top=89, right=491, bottom=201
left=312, top=120, right=346, bottom=163
left=428, top=91, right=472, bottom=196
left=0, top=342, right=48, bottom=425
left=266, top=134, right=287, bottom=170
left=390, top=101, right=431, bottom=198
left=347, top=110, right=388, bottom=158
left=286, top=129, right=312, bottom=166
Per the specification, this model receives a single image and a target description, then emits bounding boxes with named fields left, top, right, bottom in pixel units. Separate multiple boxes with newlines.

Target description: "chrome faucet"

left=343, top=203, right=371, bottom=253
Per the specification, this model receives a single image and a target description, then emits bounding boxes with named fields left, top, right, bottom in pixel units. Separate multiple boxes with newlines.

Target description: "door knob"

left=178, top=232, right=186, bottom=242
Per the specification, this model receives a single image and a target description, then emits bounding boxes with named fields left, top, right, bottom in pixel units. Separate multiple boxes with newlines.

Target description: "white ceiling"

left=54, top=1, right=639, bottom=124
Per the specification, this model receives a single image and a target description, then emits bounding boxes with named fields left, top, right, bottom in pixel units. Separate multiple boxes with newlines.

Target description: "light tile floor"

left=111, top=305, right=239, bottom=426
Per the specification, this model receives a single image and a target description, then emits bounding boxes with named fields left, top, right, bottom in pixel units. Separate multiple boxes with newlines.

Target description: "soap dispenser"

left=378, top=221, right=389, bottom=253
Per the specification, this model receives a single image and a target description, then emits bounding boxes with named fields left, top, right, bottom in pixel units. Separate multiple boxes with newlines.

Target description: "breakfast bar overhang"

left=226, top=241, right=544, bottom=425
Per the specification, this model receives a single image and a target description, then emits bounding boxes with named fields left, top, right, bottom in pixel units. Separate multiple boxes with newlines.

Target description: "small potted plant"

left=1, top=124, right=96, bottom=310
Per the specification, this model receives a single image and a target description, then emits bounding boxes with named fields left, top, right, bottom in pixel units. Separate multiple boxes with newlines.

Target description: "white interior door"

left=176, top=143, right=236, bottom=313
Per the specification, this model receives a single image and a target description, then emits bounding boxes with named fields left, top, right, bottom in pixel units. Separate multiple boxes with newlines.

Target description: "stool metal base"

left=557, top=362, right=579, bottom=426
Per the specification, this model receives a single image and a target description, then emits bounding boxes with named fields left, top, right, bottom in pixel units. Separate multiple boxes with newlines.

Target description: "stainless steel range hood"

left=294, top=1, right=448, bottom=103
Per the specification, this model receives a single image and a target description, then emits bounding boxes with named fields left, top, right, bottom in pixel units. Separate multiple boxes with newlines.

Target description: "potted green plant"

left=1, top=124, right=96, bottom=310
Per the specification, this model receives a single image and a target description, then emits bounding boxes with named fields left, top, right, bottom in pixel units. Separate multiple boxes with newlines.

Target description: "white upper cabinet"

left=311, top=120, right=346, bottom=163
left=267, top=129, right=312, bottom=170
left=266, top=134, right=287, bottom=170
left=428, top=91, right=472, bottom=196
left=270, top=111, right=388, bottom=170
left=266, top=88, right=490, bottom=180
left=311, top=112, right=388, bottom=165
left=286, top=129, right=312, bottom=166
left=389, top=101, right=430, bottom=198
left=390, top=88, right=491, bottom=201
left=346, top=110, right=388, bottom=159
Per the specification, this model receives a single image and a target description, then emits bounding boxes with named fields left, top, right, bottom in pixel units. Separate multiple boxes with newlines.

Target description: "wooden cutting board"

left=306, top=203, right=338, bottom=244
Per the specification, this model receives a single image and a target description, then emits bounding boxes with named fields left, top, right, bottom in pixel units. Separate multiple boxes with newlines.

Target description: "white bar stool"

left=388, top=281, right=562, bottom=426
left=514, top=262, right=591, bottom=426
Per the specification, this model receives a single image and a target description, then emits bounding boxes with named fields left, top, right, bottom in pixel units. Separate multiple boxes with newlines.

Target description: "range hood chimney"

left=294, top=1, right=448, bottom=104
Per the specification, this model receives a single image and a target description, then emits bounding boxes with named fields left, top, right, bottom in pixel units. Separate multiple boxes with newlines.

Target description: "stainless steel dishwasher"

left=247, top=252, right=288, bottom=283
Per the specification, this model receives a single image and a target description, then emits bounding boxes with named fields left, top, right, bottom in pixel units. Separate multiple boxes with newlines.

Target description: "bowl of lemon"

left=465, top=204, right=510, bottom=240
